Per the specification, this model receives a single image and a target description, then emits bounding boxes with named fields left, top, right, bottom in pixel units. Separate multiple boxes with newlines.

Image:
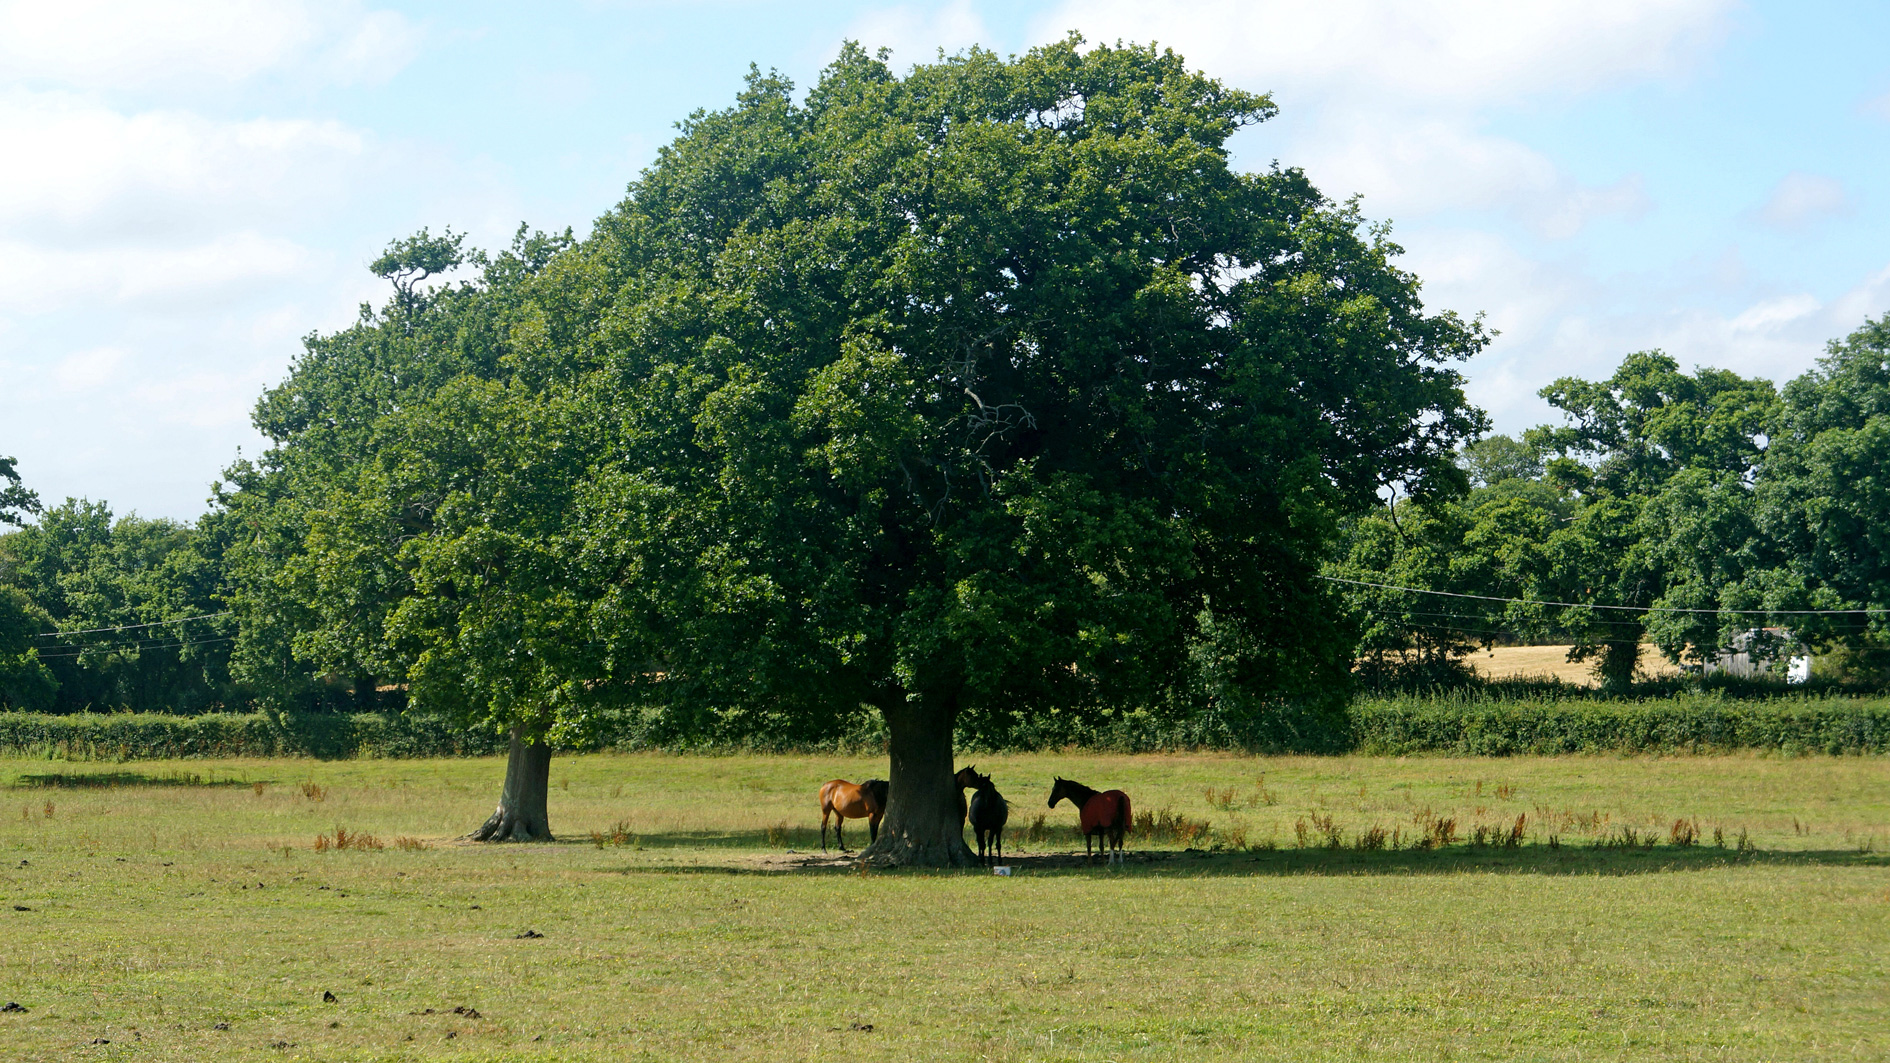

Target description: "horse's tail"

left=1117, top=792, right=1133, bottom=833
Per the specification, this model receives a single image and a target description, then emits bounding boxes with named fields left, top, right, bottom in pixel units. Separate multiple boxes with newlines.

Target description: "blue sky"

left=2, top=0, right=1886, bottom=520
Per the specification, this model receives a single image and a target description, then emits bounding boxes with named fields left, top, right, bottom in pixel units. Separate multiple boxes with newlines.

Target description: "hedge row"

left=0, top=711, right=506, bottom=761
left=1, top=692, right=1885, bottom=761
left=1351, top=691, right=1890, bottom=755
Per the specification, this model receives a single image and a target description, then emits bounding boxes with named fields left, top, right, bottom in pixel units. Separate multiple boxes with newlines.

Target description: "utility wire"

left=32, top=635, right=237, bottom=660
left=1371, top=605, right=1650, bottom=630
left=1322, top=576, right=1889, bottom=616
left=35, top=610, right=232, bottom=638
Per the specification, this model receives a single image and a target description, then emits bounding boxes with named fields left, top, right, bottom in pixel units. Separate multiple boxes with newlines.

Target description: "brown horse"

left=819, top=778, right=888, bottom=852
left=1048, top=776, right=1132, bottom=863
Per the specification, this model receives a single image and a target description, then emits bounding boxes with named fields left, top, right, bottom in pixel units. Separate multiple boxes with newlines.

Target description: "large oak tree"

left=233, top=39, right=1483, bottom=861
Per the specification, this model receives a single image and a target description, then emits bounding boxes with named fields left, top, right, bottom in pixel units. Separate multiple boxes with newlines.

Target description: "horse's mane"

left=1055, top=776, right=1099, bottom=804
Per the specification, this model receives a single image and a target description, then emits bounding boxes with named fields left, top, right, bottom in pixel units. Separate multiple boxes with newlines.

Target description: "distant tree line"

left=1333, top=318, right=1890, bottom=691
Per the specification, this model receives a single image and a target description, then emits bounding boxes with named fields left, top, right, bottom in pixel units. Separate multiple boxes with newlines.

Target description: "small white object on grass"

left=993, top=866, right=1012, bottom=876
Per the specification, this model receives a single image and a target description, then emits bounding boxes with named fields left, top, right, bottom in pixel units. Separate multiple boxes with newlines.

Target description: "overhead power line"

left=35, top=611, right=232, bottom=638
left=32, top=635, right=237, bottom=660
left=1321, top=576, right=1889, bottom=616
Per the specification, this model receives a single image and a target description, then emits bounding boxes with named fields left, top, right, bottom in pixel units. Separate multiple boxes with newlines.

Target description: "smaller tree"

left=1457, top=434, right=1542, bottom=488
left=1743, top=313, right=1890, bottom=664
left=1331, top=486, right=1557, bottom=687
left=0, top=585, right=57, bottom=709
left=1529, top=351, right=1778, bottom=688
left=4, top=500, right=238, bottom=712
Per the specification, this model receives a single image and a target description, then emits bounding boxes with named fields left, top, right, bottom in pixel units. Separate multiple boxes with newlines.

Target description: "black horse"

left=956, top=766, right=1009, bottom=866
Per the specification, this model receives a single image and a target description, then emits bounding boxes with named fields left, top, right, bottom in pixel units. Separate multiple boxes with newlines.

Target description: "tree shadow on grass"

left=568, top=827, right=849, bottom=851
left=7, top=770, right=264, bottom=789
left=588, top=832, right=1890, bottom=877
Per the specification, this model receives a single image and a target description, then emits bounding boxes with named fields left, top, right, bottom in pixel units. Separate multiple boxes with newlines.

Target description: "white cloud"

left=0, top=91, right=368, bottom=245
left=0, top=232, right=314, bottom=312
left=0, top=3, right=426, bottom=519
left=1538, top=175, right=1649, bottom=241
left=51, top=346, right=129, bottom=391
left=327, top=8, right=425, bottom=85
left=0, top=0, right=419, bottom=90
left=1426, top=228, right=1890, bottom=434
left=848, top=0, right=991, bottom=66
left=1751, top=172, right=1850, bottom=230
left=1729, top=293, right=1821, bottom=333
left=1291, top=111, right=1649, bottom=237
left=1033, top=0, right=1731, bottom=105
left=134, top=365, right=278, bottom=429
left=1016, top=1, right=1725, bottom=242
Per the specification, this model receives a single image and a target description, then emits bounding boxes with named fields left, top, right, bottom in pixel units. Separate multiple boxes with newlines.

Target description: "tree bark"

left=468, top=726, right=553, bottom=842
left=859, top=696, right=975, bottom=868
left=1595, top=632, right=1641, bottom=693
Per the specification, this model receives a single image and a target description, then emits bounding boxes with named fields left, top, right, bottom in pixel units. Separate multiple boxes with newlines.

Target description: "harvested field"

left=1469, top=643, right=1682, bottom=685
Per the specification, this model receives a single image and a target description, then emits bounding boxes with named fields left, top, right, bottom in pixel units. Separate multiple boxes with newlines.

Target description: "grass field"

left=1, top=751, right=1886, bottom=1061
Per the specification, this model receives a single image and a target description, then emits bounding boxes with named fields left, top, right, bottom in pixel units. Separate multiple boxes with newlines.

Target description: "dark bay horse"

left=1048, top=776, right=1132, bottom=863
left=819, top=778, right=888, bottom=852
left=956, top=766, right=1009, bottom=866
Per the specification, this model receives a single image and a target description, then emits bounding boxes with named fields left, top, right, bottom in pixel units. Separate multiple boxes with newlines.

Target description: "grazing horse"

left=957, top=766, right=1009, bottom=866
left=819, top=778, right=888, bottom=852
left=1048, top=776, right=1132, bottom=863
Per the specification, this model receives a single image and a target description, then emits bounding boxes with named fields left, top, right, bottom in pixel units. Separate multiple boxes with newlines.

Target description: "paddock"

left=0, top=751, right=1884, bottom=1061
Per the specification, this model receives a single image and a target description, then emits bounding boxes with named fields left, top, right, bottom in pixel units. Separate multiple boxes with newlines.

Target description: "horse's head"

left=954, top=765, right=982, bottom=789
left=1048, top=776, right=1069, bottom=809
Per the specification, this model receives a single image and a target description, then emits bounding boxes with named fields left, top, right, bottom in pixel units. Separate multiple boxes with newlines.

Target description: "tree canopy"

left=217, top=38, right=1487, bottom=858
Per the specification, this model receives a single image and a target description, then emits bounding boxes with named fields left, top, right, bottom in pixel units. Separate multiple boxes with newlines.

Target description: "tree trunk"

left=1595, top=634, right=1641, bottom=693
left=352, top=674, right=377, bottom=712
left=468, top=727, right=553, bottom=842
left=859, top=697, right=975, bottom=868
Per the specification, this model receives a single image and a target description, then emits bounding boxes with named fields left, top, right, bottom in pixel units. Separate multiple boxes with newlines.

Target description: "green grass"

left=1, top=751, right=1886, bottom=1061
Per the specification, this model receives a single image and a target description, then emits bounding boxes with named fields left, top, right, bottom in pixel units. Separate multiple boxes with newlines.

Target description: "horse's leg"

left=995, top=828, right=1003, bottom=865
left=821, top=808, right=829, bottom=852
left=869, top=810, right=882, bottom=844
